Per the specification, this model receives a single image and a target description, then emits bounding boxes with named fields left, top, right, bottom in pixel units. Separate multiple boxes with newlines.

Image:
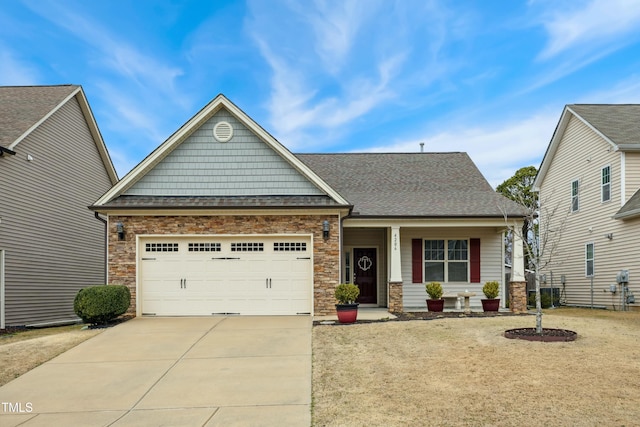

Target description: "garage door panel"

left=140, top=236, right=312, bottom=316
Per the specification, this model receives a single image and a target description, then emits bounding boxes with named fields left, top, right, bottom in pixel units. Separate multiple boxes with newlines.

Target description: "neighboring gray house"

left=0, top=85, right=118, bottom=328
left=534, top=104, right=640, bottom=310
left=90, top=94, right=526, bottom=318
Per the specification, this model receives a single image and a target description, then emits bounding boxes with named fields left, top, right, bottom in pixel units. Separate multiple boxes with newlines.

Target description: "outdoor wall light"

left=605, top=233, right=613, bottom=240
left=116, top=222, right=125, bottom=241
left=323, top=220, right=330, bottom=240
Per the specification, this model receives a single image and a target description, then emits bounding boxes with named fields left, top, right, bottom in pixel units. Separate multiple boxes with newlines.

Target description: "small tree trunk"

left=535, top=273, right=542, bottom=334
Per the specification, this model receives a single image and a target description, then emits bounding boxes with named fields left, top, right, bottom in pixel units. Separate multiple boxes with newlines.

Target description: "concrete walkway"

left=0, top=316, right=311, bottom=426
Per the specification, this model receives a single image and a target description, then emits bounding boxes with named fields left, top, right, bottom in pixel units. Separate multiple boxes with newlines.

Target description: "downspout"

left=94, top=212, right=107, bottom=284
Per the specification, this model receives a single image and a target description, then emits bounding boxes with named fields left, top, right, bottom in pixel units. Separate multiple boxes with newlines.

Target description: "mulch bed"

left=316, top=310, right=579, bottom=342
left=504, top=327, right=578, bottom=342
left=314, top=310, right=532, bottom=326
left=0, top=326, right=28, bottom=336
left=392, top=311, right=531, bottom=321
left=0, top=314, right=135, bottom=336
left=86, top=314, right=135, bottom=329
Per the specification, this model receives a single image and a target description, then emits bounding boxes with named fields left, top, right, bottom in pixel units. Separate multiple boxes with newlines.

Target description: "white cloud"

left=538, top=0, right=640, bottom=60
left=0, top=46, right=39, bottom=85
left=305, top=0, right=375, bottom=75
left=247, top=0, right=463, bottom=149
left=577, top=75, right=640, bottom=103
left=23, top=1, right=188, bottom=111
left=361, top=110, right=560, bottom=188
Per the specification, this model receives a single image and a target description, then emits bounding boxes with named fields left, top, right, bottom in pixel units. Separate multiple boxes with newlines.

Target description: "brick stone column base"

left=389, top=282, right=403, bottom=313
left=509, top=281, right=527, bottom=313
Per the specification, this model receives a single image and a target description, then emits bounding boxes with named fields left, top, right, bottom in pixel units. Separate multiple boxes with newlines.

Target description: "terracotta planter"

left=335, top=303, right=359, bottom=323
left=481, top=298, right=500, bottom=312
left=426, top=299, right=445, bottom=312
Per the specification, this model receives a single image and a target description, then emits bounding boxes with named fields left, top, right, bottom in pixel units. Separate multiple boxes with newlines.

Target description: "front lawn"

left=312, top=308, right=640, bottom=426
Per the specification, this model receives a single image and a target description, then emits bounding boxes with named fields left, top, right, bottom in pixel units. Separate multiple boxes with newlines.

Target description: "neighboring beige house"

left=533, top=104, right=640, bottom=310
left=91, top=94, right=526, bottom=317
left=0, top=85, right=118, bottom=328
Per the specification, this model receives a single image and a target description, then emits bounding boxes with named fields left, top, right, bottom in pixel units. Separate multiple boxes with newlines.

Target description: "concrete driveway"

left=0, top=316, right=311, bottom=426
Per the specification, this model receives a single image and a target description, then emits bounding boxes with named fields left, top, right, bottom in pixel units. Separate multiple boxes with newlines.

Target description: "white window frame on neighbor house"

left=424, top=239, right=469, bottom=282
left=571, top=179, right=580, bottom=212
left=601, top=165, right=611, bottom=203
left=585, top=243, right=594, bottom=277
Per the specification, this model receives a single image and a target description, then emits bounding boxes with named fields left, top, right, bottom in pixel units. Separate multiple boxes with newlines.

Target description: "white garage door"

left=139, top=235, right=312, bottom=316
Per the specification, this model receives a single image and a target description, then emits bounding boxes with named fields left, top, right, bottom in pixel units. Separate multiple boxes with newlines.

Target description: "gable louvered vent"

left=213, top=121, right=234, bottom=142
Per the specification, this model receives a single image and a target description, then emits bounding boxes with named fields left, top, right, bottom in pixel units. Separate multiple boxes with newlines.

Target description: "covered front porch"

left=341, top=218, right=526, bottom=313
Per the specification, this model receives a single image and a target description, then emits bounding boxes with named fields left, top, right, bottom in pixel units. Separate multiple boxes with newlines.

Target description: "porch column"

left=511, top=230, right=525, bottom=281
left=389, top=226, right=402, bottom=282
left=388, top=226, right=404, bottom=313
left=510, top=229, right=527, bottom=313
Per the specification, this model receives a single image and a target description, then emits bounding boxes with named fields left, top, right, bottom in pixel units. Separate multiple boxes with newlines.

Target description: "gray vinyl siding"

left=624, top=152, right=640, bottom=203
left=343, top=228, right=388, bottom=307
left=539, top=116, right=639, bottom=309
left=125, top=108, right=324, bottom=197
left=0, top=97, right=112, bottom=326
left=401, top=227, right=503, bottom=310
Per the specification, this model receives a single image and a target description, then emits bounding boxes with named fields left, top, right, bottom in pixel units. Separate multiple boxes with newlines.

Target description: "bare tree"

left=497, top=166, right=538, bottom=268
left=501, top=189, right=569, bottom=333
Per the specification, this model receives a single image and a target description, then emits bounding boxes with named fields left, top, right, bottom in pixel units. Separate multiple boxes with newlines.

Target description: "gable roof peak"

left=0, top=84, right=117, bottom=183
left=534, top=103, right=640, bottom=190
left=94, top=93, right=349, bottom=207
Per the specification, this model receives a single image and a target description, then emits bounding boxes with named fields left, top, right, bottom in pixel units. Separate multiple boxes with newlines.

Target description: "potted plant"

left=335, top=283, right=360, bottom=323
left=481, top=281, right=500, bottom=312
left=425, top=281, right=444, bottom=312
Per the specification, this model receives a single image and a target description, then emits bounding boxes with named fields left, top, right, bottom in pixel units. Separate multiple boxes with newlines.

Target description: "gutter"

left=94, top=212, right=108, bottom=284
left=0, top=146, right=17, bottom=157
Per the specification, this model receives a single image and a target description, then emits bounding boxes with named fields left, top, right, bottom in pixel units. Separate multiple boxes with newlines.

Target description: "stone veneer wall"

left=108, top=214, right=341, bottom=316
left=509, top=281, right=527, bottom=313
left=388, top=282, right=403, bottom=313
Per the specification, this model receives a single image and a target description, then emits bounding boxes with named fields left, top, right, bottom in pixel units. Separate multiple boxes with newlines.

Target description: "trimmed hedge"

left=74, top=285, right=131, bottom=325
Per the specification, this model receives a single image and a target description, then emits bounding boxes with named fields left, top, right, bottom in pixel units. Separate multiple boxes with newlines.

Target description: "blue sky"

left=2, top=0, right=640, bottom=188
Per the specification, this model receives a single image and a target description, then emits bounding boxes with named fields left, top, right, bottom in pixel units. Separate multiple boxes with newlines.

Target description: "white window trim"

left=424, top=239, right=470, bottom=283
left=585, top=242, right=595, bottom=277
left=601, top=165, right=611, bottom=203
left=571, top=179, right=580, bottom=212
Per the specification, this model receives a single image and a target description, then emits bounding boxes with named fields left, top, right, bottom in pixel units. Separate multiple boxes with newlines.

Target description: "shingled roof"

left=95, top=195, right=346, bottom=209
left=568, top=104, right=640, bottom=148
left=0, top=85, right=79, bottom=147
left=296, top=153, right=526, bottom=218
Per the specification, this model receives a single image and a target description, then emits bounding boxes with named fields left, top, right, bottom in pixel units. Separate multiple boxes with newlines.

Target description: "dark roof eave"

left=0, top=146, right=16, bottom=156
left=89, top=204, right=353, bottom=211
left=345, top=214, right=525, bottom=220
left=613, top=209, right=640, bottom=220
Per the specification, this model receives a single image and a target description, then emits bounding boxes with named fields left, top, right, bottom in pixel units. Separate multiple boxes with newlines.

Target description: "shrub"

left=425, top=282, right=443, bottom=299
left=335, top=283, right=360, bottom=304
left=74, top=285, right=131, bottom=325
left=528, top=292, right=552, bottom=308
left=482, top=281, right=500, bottom=299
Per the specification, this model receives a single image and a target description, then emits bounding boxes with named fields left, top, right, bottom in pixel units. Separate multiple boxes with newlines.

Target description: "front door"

left=354, top=248, right=377, bottom=304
